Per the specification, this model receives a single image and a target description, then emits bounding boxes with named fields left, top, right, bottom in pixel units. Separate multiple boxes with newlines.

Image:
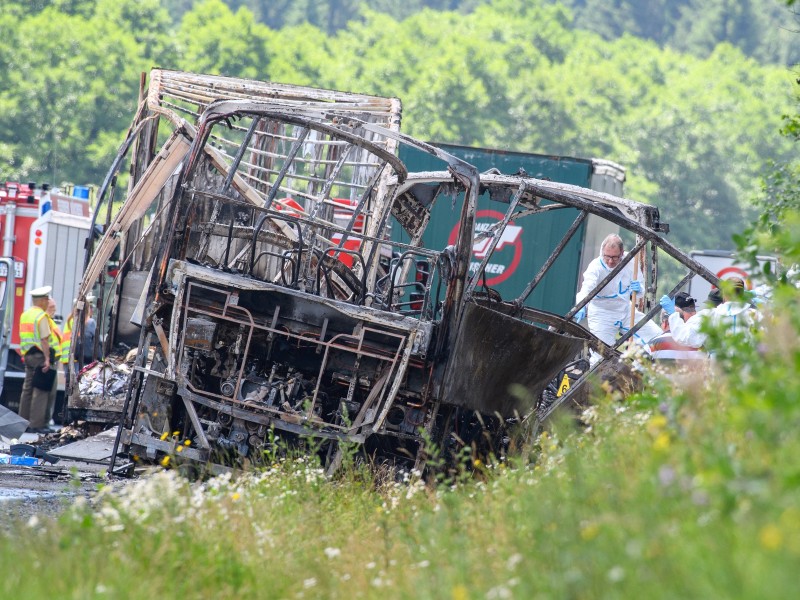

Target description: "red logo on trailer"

left=448, top=209, right=523, bottom=286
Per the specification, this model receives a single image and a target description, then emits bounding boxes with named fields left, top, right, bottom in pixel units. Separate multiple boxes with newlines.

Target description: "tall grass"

left=2, top=285, right=800, bottom=599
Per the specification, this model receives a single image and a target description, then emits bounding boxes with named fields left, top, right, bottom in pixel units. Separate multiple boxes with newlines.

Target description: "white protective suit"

left=707, top=301, right=761, bottom=337
left=669, top=302, right=760, bottom=348
left=575, top=253, right=661, bottom=348
left=668, top=309, right=711, bottom=348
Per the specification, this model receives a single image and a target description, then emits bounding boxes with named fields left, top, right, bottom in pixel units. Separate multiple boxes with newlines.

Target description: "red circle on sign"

left=716, top=266, right=752, bottom=290
left=447, top=209, right=522, bottom=286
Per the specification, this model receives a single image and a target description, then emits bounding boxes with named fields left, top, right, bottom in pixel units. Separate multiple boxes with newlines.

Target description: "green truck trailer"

left=395, top=143, right=626, bottom=314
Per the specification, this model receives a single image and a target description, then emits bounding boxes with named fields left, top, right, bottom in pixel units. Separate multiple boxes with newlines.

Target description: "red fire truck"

left=0, top=182, right=93, bottom=416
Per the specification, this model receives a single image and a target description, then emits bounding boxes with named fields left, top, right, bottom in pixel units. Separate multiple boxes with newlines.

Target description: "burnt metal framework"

left=107, top=104, right=491, bottom=473
left=387, top=170, right=718, bottom=422
left=67, top=71, right=719, bottom=474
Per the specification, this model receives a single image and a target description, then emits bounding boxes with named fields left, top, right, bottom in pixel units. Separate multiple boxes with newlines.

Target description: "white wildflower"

left=506, top=553, right=523, bottom=570
left=607, top=566, right=625, bottom=582
left=324, top=547, right=341, bottom=559
left=486, top=585, right=512, bottom=599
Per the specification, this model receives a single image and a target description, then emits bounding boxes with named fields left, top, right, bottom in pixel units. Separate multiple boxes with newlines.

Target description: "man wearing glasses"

left=574, top=234, right=660, bottom=352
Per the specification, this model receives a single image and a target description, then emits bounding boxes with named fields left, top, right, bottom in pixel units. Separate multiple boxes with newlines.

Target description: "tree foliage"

left=0, top=0, right=796, bottom=257
left=172, top=0, right=272, bottom=78
left=178, top=0, right=800, bottom=65
left=555, top=0, right=800, bottom=65
left=0, top=0, right=157, bottom=185
left=734, top=1, right=800, bottom=284
left=320, top=1, right=793, bottom=252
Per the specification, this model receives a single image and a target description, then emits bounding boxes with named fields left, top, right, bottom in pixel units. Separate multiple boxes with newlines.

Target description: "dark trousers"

left=18, top=352, right=56, bottom=429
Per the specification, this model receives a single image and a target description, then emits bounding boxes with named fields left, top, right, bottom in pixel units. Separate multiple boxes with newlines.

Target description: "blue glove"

left=573, top=307, right=586, bottom=322
left=659, top=294, right=675, bottom=315
left=630, top=280, right=642, bottom=294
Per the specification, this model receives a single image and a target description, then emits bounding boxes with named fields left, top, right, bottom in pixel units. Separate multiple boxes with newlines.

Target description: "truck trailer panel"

left=395, top=144, right=626, bottom=315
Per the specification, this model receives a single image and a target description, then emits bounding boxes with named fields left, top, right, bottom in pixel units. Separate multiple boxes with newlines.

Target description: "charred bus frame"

left=66, top=71, right=718, bottom=474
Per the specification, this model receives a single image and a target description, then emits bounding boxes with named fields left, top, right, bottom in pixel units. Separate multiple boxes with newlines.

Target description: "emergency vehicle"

left=0, top=182, right=93, bottom=413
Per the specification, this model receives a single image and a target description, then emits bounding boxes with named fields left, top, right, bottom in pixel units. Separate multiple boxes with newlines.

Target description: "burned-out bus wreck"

left=68, top=70, right=717, bottom=475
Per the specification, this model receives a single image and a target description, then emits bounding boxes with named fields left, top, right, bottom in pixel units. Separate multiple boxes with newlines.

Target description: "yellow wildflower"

left=160, top=455, right=171, bottom=467
left=646, top=414, right=668, bottom=436
left=652, top=432, right=670, bottom=451
left=160, top=432, right=169, bottom=441
left=580, top=522, right=600, bottom=541
left=759, top=524, right=783, bottom=551
left=452, top=584, right=468, bottom=600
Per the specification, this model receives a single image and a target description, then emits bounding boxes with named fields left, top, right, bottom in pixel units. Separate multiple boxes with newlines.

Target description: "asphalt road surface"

left=0, top=462, right=107, bottom=530
left=0, top=430, right=120, bottom=531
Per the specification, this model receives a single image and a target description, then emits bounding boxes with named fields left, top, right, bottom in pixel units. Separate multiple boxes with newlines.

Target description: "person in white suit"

left=574, top=234, right=661, bottom=349
left=660, top=279, right=759, bottom=348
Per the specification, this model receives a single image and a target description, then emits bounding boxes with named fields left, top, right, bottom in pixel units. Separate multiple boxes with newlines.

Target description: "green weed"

left=2, top=285, right=800, bottom=598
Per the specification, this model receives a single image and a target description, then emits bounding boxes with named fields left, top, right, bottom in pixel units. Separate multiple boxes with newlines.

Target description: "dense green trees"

left=742, top=1, right=800, bottom=277
left=8, top=0, right=800, bottom=64
left=319, top=1, right=793, bottom=250
left=0, top=0, right=795, bottom=255
left=172, top=0, right=272, bottom=77
left=197, top=0, right=800, bottom=65
left=0, top=0, right=156, bottom=186
left=557, top=0, right=800, bottom=65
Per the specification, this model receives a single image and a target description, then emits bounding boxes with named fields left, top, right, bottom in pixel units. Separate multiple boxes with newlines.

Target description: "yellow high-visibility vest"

left=61, top=315, right=73, bottom=364
left=19, top=306, right=47, bottom=355
left=47, top=316, right=63, bottom=362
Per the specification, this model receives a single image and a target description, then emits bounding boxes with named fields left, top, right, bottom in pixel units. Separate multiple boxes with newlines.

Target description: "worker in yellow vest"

left=61, top=310, right=73, bottom=385
left=18, top=286, right=56, bottom=433
left=61, top=313, right=73, bottom=364
left=45, top=297, right=64, bottom=425
left=59, top=298, right=97, bottom=388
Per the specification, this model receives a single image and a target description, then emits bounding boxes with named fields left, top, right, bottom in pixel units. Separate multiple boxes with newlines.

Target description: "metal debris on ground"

left=48, top=427, right=118, bottom=464
left=70, top=349, right=138, bottom=424
left=0, top=403, right=28, bottom=440
left=78, top=358, right=132, bottom=398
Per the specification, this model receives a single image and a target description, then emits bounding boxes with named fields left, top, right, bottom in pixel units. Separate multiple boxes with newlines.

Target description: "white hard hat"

left=30, top=285, right=52, bottom=298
